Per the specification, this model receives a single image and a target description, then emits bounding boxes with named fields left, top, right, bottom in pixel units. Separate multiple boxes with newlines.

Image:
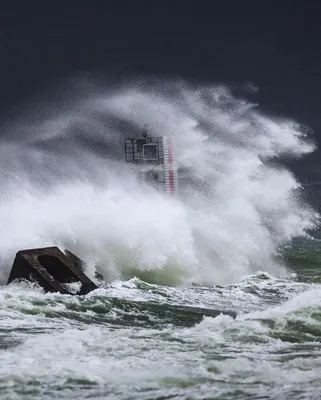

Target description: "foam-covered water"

left=1, top=79, right=321, bottom=399
left=1, top=271, right=321, bottom=400
left=0, top=80, right=318, bottom=285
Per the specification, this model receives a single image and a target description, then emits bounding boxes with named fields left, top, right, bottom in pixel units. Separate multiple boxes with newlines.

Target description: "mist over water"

left=0, top=79, right=318, bottom=285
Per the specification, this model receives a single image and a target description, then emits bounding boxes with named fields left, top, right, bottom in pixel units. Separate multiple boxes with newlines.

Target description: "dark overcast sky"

left=1, top=0, right=321, bottom=179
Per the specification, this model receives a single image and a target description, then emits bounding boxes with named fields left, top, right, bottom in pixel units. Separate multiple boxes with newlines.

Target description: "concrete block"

left=7, top=246, right=97, bottom=295
left=64, top=249, right=85, bottom=271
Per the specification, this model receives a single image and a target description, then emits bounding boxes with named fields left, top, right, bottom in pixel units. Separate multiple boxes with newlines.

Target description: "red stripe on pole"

left=168, top=138, right=175, bottom=192
left=169, top=170, right=175, bottom=192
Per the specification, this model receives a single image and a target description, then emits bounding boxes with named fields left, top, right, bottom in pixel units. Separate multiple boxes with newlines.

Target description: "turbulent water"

left=0, top=79, right=321, bottom=399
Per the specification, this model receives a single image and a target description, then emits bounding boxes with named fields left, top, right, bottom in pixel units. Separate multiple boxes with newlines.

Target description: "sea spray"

left=0, top=79, right=318, bottom=285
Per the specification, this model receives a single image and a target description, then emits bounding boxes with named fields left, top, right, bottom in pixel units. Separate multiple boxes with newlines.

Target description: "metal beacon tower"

left=125, top=127, right=178, bottom=194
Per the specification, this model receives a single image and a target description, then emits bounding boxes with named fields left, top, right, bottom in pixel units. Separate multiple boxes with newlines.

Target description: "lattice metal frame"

left=125, top=137, right=164, bottom=164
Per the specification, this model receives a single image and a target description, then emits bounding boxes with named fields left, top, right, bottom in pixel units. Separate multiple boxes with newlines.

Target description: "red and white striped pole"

left=163, top=137, right=178, bottom=194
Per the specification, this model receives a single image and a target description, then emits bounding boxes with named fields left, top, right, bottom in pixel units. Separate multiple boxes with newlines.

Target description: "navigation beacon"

left=125, top=125, right=178, bottom=194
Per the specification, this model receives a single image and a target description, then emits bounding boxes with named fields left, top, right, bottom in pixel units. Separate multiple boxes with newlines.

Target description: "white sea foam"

left=0, top=79, right=318, bottom=285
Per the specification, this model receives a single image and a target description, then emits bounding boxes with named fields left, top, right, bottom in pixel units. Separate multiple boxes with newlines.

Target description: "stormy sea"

left=0, top=79, right=321, bottom=400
